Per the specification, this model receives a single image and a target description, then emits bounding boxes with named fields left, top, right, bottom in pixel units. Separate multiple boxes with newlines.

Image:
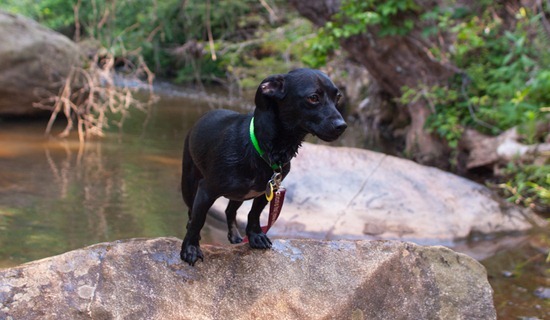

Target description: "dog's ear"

left=255, top=74, right=286, bottom=109
left=260, top=75, right=286, bottom=99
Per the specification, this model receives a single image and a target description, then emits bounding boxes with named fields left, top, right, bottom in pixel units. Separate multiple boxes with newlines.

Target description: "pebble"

left=533, top=287, right=550, bottom=299
left=501, top=270, right=514, bottom=278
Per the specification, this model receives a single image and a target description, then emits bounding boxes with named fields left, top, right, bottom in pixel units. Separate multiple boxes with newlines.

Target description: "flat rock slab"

left=0, top=238, right=496, bottom=319
left=212, top=143, right=543, bottom=245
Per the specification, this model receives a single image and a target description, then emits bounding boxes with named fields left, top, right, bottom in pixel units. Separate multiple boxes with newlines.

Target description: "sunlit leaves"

left=303, top=0, right=419, bottom=68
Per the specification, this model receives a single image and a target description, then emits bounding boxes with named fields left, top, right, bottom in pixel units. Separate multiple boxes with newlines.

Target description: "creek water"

left=0, top=84, right=548, bottom=318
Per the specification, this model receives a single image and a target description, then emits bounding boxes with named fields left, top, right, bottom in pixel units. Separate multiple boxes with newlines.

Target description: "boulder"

left=0, top=238, right=496, bottom=319
left=211, top=143, right=545, bottom=245
left=0, top=11, right=80, bottom=116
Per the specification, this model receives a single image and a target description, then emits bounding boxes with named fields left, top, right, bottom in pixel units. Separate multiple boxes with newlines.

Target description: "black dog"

left=180, top=68, right=347, bottom=266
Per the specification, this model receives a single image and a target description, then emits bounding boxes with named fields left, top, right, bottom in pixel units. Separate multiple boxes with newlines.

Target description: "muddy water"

left=0, top=85, right=548, bottom=318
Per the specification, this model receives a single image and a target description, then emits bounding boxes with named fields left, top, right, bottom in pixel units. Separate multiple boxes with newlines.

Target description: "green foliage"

left=423, top=6, right=549, bottom=139
left=400, top=84, right=464, bottom=148
left=303, top=0, right=419, bottom=68
left=31, top=0, right=74, bottom=31
left=216, top=16, right=314, bottom=88
left=159, top=0, right=253, bottom=83
left=497, top=163, right=550, bottom=212
left=0, top=0, right=41, bottom=17
left=4, top=0, right=311, bottom=87
left=390, top=5, right=550, bottom=155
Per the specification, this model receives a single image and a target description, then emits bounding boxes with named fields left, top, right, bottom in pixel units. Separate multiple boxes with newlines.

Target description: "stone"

left=534, top=287, right=550, bottom=300
left=0, top=238, right=496, bottom=319
left=0, top=11, right=80, bottom=116
left=211, top=143, right=545, bottom=246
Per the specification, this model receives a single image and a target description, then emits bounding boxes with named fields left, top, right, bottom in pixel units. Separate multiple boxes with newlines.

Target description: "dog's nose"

left=334, top=119, right=347, bottom=133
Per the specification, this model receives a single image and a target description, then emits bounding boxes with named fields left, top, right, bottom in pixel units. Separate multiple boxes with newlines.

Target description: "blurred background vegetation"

left=1, top=0, right=548, bottom=212
left=3, top=0, right=314, bottom=90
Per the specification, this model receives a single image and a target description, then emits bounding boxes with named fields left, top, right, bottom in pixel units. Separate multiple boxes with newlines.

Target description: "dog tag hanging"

left=265, top=181, right=274, bottom=201
left=265, top=172, right=282, bottom=201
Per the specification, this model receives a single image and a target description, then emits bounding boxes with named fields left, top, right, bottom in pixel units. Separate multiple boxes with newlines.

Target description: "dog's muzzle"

left=314, top=118, right=347, bottom=142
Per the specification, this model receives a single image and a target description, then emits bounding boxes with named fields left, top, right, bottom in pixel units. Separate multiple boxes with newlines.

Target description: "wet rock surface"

left=0, top=237, right=496, bottom=319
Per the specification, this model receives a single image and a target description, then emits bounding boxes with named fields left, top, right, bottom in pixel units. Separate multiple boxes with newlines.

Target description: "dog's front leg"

left=246, top=196, right=272, bottom=249
left=180, top=182, right=216, bottom=265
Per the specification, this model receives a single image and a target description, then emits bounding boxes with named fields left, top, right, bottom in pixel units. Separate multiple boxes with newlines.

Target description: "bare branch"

left=259, top=0, right=278, bottom=23
left=205, top=0, right=217, bottom=61
left=36, top=49, right=157, bottom=144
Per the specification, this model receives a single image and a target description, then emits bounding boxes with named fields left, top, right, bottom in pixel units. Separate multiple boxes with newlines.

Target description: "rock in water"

left=0, top=11, right=80, bottom=116
left=211, top=143, right=545, bottom=245
left=0, top=238, right=496, bottom=319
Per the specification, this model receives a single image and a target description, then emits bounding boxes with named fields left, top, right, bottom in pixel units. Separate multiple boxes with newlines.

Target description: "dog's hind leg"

left=181, top=134, right=203, bottom=238
left=246, top=196, right=272, bottom=249
left=180, top=181, right=216, bottom=265
left=181, top=135, right=200, bottom=211
left=225, top=200, right=243, bottom=244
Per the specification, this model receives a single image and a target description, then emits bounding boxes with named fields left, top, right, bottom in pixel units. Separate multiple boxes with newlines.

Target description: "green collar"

left=249, top=117, right=281, bottom=171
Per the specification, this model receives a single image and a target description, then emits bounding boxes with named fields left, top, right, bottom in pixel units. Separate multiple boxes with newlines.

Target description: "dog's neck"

left=253, top=109, right=307, bottom=167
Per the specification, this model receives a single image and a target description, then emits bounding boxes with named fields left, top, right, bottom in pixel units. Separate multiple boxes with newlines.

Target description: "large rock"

left=0, top=238, right=496, bottom=319
left=0, top=11, right=80, bottom=116
left=212, top=143, right=544, bottom=245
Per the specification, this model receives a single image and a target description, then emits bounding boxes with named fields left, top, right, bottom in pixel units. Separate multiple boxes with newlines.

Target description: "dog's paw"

left=180, top=243, right=204, bottom=266
left=228, top=232, right=243, bottom=244
left=248, top=232, right=272, bottom=249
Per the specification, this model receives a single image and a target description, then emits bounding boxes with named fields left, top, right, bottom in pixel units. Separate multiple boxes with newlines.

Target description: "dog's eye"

left=307, top=94, right=320, bottom=104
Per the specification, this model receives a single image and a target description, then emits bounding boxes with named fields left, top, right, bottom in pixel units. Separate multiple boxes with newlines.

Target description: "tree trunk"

left=289, top=0, right=458, bottom=167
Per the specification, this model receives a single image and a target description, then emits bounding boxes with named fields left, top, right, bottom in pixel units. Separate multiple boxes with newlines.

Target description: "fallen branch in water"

left=461, top=126, right=550, bottom=170
left=33, top=50, right=157, bottom=143
left=460, top=125, right=550, bottom=213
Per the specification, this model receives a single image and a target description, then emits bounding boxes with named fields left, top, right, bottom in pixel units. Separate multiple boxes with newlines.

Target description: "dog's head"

left=255, top=68, right=347, bottom=142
